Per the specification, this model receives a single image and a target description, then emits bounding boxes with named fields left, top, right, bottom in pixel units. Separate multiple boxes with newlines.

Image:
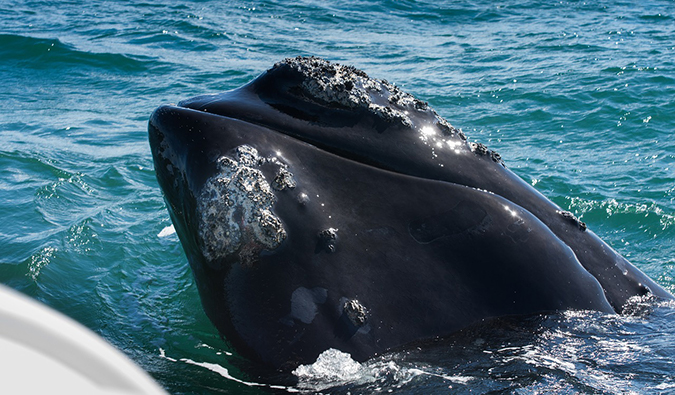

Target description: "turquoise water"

left=1, top=0, right=674, bottom=393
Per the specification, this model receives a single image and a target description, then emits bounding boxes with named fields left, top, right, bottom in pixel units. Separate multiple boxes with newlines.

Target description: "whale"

left=148, top=56, right=672, bottom=370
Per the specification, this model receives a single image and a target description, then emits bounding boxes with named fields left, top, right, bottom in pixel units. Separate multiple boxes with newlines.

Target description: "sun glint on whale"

left=148, top=56, right=672, bottom=370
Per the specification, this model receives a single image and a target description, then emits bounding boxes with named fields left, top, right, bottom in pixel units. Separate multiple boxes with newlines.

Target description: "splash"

left=292, top=348, right=473, bottom=393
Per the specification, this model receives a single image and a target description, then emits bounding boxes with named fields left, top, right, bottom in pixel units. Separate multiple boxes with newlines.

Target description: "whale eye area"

left=196, top=145, right=293, bottom=265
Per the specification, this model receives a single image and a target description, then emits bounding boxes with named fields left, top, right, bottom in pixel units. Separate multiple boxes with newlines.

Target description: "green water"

left=1, top=0, right=674, bottom=393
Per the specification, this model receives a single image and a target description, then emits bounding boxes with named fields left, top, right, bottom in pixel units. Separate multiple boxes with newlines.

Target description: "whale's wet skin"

left=149, top=57, right=673, bottom=376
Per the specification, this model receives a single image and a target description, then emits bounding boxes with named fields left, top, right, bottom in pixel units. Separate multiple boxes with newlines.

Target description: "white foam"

left=157, top=225, right=175, bottom=238
left=293, top=348, right=474, bottom=392
left=293, top=348, right=364, bottom=381
left=407, top=368, right=474, bottom=384
left=158, top=348, right=299, bottom=392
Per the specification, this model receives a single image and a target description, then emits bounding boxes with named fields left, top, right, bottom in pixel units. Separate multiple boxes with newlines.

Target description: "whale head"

left=149, top=57, right=668, bottom=369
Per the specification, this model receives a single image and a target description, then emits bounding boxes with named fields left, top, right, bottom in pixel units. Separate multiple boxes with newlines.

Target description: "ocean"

left=1, top=0, right=674, bottom=393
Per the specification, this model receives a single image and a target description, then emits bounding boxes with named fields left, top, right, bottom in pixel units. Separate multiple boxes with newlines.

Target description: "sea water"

left=1, top=0, right=674, bottom=393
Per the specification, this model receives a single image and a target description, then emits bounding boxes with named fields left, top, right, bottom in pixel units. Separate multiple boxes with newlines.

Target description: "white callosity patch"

left=197, top=145, right=293, bottom=264
left=267, top=156, right=297, bottom=191
left=343, top=299, right=368, bottom=326
left=278, top=56, right=459, bottom=131
left=275, top=57, right=480, bottom=166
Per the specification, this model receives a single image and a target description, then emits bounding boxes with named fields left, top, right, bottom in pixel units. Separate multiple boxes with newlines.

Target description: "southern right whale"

left=149, top=56, right=672, bottom=369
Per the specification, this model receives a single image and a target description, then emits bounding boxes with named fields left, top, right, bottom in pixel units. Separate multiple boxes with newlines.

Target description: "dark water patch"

left=33, top=173, right=100, bottom=231
left=0, top=34, right=154, bottom=73
left=1, top=127, right=150, bottom=164
left=127, top=31, right=218, bottom=52
left=87, top=27, right=124, bottom=41
left=0, top=150, right=72, bottom=186
left=180, top=70, right=253, bottom=91
left=602, top=64, right=666, bottom=75
left=639, top=13, right=673, bottom=21
left=644, top=74, right=675, bottom=86
left=534, top=42, right=614, bottom=53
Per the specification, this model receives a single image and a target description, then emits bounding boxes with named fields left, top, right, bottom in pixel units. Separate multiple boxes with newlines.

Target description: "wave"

left=0, top=34, right=158, bottom=73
